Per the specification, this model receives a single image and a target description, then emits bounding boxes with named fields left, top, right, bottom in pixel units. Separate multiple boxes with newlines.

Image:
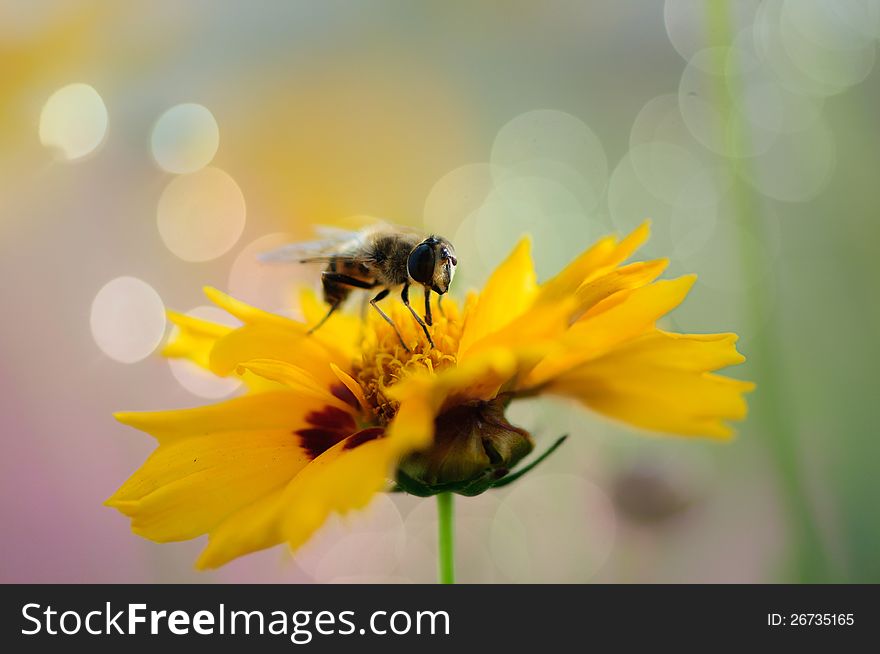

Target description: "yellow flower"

left=107, top=223, right=754, bottom=569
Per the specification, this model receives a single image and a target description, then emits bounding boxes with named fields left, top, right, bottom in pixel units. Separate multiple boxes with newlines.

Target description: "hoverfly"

left=260, top=223, right=457, bottom=351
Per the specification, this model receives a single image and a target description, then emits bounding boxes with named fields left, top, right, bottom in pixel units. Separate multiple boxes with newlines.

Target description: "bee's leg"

left=437, top=294, right=446, bottom=319
left=358, top=292, right=370, bottom=340
left=370, top=288, right=411, bottom=353
left=311, top=272, right=377, bottom=335
left=423, top=287, right=433, bottom=327
left=402, top=283, right=435, bottom=348
left=307, top=300, right=341, bottom=335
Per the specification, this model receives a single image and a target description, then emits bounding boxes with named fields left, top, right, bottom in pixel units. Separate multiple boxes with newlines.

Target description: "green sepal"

left=490, top=434, right=568, bottom=489
left=392, top=434, right=568, bottom=497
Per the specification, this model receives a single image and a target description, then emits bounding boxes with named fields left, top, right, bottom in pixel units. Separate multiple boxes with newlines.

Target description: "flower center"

left=349, top=298, right=538, bottom=497
left=353, top=299, right=462, bottom=424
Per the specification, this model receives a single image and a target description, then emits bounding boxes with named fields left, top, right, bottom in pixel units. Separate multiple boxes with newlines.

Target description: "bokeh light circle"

left=629, top=93, right=732, bottom=199
left=472, top=176, right=597, bottom=279
left=157, top=167, right=246, bottom=262
left=779, top=1, right=877, bottom=89
left=450, top=208, right=490, bottom=290
left=90, top=276, right=166, bottom=364
left=397, top=493, right=503, bottom=583
left=730, top=30, right=826, bottom=135
left=39, top=83, right=108, bottom=160
left=782, top=0, right=877, bottom=51
left=679, top=47, right=780, bottom=158
left=740, top=117, right=836, bottom=202
left=228, top=233, right=311, bottom=320
left=825, top=0, right=880, bottom=40
left=293, top=494, right=406, bottom=583
left=167, top=306, right=242, bottom=399
left=607, top=150, right=719, bottom=260
left=627, top=141, right=719, bottom=209
left=491, top=109, right=608, bottom=208
left=754, top=0, right=876, bottom=97
left=490, top=473, right=616, bottom=583
left=631, top=93, right=693, bottom=149
left=151, top=103, right=220, bottom=174
left=664, top=0, right=762, bottom=61
left=607, top=151, right=673, bottom=254
left=492, top=158, right=603, bottom=214
left=423, top=162, right=496, bottom=236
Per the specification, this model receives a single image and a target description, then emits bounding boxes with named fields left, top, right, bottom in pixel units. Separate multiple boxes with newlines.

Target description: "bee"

left=259, top=224, right=457, bottom=351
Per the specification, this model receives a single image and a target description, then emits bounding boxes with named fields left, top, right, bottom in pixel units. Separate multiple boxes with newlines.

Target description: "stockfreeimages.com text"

left=21, top=602, right=450, bottom=644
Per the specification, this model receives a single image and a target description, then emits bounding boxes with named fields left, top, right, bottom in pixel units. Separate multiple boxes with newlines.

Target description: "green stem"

left=705, top=0, right=831, bottom=581
left=436, top=492, right=455, bottom=584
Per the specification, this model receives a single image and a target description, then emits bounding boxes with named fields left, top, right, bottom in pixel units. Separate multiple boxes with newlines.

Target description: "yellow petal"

left=195, top=487, right=288, bottom=569
left=602, top=220, right=652, bottom=271
left=161, top=310, right=280, bottom=393
left=533, top=221, right=651, bottom=305
left=469, top=258, right=668, bottom=370
left=542, top=327, right=753, bottom=439
left=204, top=286, right=299, bottom=329
left=209, top=323, right=343, bottom=388
left=235, top=359, right=347, bottom=409
left=206, top=286, right=356, bottom=362
left=106, top=430, right=310, bottom=542
left=114, top=390, right=352, bottom=444
left=330, top=362, right=368, bottom=410
left=198, top=432, right=394, bottom=568
left=462, top=297, right=575, bottom=371
left=523, top=275, right=696, bottom=388
left=382, top=347, right=519, bottom=463
left=161, top=310, right=233, bottom=369
left=279, top=436, right=394, bottom=551
left=443, top=347, right=518, bottom=405
left=383, top=390, right=437, bottom=453
left=548, top=364, right=754, bottom=439
left=604, top=330, right=746, bottom=371
left=534, top=235, right=618, bottom=306
left=390, top=346, right=517, bottom=412
left=572, top=259, right=668, bottom=318
left=458, top=237, right=538, bottom=358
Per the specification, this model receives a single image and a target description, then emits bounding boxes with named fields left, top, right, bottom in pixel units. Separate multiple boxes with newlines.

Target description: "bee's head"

left=407, top=236, right=457, bottom=294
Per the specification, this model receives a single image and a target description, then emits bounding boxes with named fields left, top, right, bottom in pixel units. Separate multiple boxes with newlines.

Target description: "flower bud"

left=396, top=398, right=534, bottom=496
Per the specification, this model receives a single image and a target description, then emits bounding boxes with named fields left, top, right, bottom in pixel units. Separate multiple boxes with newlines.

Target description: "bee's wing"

left=258, top=221, right=421, bottom=264
left=258, top=226, right=366, bottom=264
left=258, top=241, right=343, bottom=263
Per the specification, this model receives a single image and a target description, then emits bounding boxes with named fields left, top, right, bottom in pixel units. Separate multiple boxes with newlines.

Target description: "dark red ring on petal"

left=295, top=428, right=348, bottom=460
left=296, top=404, right=359, bottom=460
left=304, top=406, right=356, bottom=432
left=330, top=382, right=360, bottom=409
left=343, top=427, right=385, bottom=450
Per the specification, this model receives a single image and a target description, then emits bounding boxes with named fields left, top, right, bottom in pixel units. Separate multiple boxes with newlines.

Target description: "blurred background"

left=1, top=0, right=878, bottom=583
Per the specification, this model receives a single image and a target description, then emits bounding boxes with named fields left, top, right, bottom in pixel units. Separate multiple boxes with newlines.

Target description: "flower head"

left=107, top=223, right=754, bottom=568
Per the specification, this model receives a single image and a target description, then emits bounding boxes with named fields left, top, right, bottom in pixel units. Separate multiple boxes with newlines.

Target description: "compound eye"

left=407, top=243, right=436, bottom=285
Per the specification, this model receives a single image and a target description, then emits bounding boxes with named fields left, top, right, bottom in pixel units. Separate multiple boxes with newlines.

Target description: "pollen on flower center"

left=352, top=299, right=462, bottom=424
